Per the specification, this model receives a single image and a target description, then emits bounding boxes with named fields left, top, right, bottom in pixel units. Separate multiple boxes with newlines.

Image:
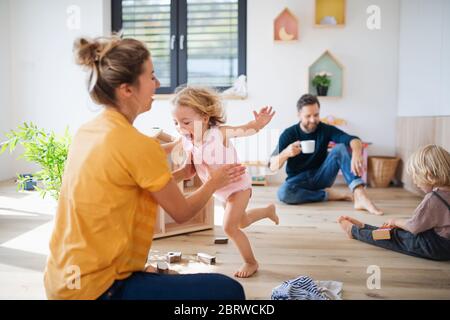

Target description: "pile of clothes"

left=271, top=276, right=343, bottom=300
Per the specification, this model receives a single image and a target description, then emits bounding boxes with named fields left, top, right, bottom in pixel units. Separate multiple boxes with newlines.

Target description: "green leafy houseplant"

left=0, top=122, right=71, bottom=200
left=312, top=71, right=332, bottom=96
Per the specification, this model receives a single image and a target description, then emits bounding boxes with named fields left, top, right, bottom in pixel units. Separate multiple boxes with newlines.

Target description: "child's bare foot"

left=353, top=187, right=384, bottom=215
left=267, top=204, right=279, bottom=225
left=326, top=188, right=353, bottom=201
left=337, top=216, right=355, bottom=239
left=341, top=215, right=365, bottom=228
left=234, top=262, right=259, bottom=278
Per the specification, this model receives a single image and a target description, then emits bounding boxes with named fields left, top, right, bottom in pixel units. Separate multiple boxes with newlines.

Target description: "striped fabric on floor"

left=271, top=276, right=327, bottom=300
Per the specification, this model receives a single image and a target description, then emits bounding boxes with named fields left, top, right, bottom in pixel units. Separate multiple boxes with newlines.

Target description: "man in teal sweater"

left=269, top=94, right=383, bottom=215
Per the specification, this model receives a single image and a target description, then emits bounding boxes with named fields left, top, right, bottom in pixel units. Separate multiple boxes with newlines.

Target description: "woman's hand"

left=206, top=163, right=246, bottom=190
left=253, top=106, right=275, bottom=131
left=162, top=136, right=182, bottom=155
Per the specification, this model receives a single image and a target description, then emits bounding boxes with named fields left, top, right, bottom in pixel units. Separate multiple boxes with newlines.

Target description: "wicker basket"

left=368, top=156, right=400, bottom=188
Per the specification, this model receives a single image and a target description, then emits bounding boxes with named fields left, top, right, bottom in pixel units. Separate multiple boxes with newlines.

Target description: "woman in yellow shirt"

left=44, top=36, right=246, bottom=300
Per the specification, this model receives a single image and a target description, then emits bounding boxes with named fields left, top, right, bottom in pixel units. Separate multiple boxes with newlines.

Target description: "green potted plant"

left=0, top=122, right=71, bottom=200
left=312, top=71, right=332, bottom=96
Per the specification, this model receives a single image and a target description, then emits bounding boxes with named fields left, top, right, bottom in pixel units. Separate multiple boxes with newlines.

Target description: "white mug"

left=301, top=140, right=315, bottom=154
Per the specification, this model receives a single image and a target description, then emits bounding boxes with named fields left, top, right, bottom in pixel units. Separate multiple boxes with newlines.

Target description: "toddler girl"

left=172, top=86, right=279, bottom=277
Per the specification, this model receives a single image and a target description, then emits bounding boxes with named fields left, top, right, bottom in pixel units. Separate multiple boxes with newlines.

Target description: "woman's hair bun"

left=74, top=38, right=102, bottom=67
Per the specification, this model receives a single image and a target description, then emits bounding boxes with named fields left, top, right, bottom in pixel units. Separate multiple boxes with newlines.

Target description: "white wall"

left=398, top=0, right=450, bottom=117
left=0, top=0, right=13, bottom=180
left=137, top=0, right=401, bottom=182
left=8, top=0, right=111, bottom=176
left=4, top=0, right=401, bottom=181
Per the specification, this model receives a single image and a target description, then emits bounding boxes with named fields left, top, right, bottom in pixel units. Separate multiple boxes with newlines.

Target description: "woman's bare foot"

left=337, top=216, right=355, bottom=239
left=353, top=187, right=384, bottom=215
left=266, top=204, right=279, bottom=225
left=326, top=188, right=353, bottom=201
left=234, top=262, right=259, bottom=278
left=341, top=215, right=365, bottom=228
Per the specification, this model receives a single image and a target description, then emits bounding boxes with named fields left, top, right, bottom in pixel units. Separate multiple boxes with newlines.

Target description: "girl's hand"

left=253, top=106, right=275, bottom=130
left=206, top=163, right=246, bottom=190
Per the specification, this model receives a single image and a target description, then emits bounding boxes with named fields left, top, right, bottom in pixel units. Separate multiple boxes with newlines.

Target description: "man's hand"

left=351, top=152, right=364, bottom=176
left=282, top=141, right=302, bottom=158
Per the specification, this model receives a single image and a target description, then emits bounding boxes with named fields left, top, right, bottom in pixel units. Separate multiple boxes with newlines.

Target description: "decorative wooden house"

left=274, top=8, right=299, bottom=42
left=308, top=50, right=344, bottom=98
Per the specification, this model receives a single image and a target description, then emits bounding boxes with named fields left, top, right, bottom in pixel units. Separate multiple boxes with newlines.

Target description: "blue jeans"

left=97, top=272, right=246, bottom=300
left=352, top=224, right=450, bottom=261
left=278, top=144, right=364, bottom=204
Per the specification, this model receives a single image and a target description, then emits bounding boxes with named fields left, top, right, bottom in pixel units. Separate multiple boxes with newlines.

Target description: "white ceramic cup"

left=300, top=140, right=315, bottom=154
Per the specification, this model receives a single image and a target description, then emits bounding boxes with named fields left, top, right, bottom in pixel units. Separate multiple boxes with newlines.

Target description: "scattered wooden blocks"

left=197, top=252, right=216, bottom=265
left=214, top=237, right=228, bottom=244
left=372, top=228, right=392, bottom=240
left=166, top=251, right=182, bottom=263
left=156, top=261, right=169, bottom=274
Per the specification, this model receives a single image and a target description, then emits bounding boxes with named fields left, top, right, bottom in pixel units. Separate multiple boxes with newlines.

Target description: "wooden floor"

left=1, top=179, right=449, bottom=300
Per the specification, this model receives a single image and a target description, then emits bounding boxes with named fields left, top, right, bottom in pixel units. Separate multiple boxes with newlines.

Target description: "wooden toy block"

left=157, top=261, right=169, bottom=274
left=372, top=228, right=392, bottom=240
left=214, top=237, right=228, bottom=244
left=166, top=251, right=182, bottom=263
left=197, top=252, right=216, bottom=265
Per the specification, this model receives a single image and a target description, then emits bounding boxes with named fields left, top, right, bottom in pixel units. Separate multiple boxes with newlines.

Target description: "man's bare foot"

left=266, top=204, right=279, bottom=225
left=337, top=216, right=355, bottom=239
left=353, top=187, right=384, bottom=215
left=326, top=188, right=353, bottom=201
left=340, top=215, right=365, bottom=228
left=234, top=262, right=258, bottom=278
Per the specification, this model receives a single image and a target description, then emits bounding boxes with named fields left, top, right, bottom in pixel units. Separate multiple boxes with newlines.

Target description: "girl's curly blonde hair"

left=407, top=144, right=450, bottom=188
left=172, top=86, right=226, bottom=126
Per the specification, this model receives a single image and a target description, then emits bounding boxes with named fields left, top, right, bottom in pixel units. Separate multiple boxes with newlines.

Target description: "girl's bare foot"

left=267, top=204, right=279, bottom=225
left=353, top=187, right=384, bottom=215
left=341, top=215, right=365, bottom=228
left=234, top=262, right=259, bottom=278
left=337, top=216, right=355, bottom=239
left=326, top=188, right=353, bottom=201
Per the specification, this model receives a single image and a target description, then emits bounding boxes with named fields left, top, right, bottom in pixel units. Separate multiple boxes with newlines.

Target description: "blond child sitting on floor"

left=338, top=144, right=450, bottom=261
left=171, top=86, right=279, bottom=277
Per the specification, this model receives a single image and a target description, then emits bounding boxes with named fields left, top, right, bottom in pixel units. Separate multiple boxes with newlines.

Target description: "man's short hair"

left=296, top=94, right=320, bottom=111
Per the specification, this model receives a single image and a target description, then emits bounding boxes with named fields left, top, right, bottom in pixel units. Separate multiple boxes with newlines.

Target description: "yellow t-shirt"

left=44, top=108, right=172, bottom=300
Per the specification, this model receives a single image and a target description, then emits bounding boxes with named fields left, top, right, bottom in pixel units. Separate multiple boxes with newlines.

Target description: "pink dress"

left=181, top=126, right=252, bottom=202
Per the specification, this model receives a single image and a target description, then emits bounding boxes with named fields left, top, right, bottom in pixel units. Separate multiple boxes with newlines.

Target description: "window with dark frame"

left=112, top=0, right=247, bottom=94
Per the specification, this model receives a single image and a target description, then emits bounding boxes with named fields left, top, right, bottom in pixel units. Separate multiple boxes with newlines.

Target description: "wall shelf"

left=314, top=0, right=346, bottom=27
left=274, top=8, right=299, bottom=42
left=308, top=50, right=344, bottom=98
